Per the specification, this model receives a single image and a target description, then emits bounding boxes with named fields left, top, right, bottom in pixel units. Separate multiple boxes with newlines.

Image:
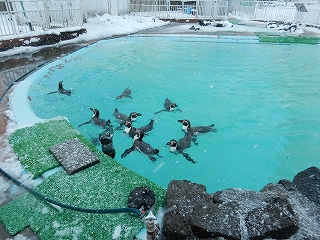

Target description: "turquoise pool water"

left=28, top=36, right=320, bottom=193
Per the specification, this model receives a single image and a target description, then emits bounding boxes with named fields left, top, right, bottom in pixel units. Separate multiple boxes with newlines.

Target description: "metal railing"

left=232, top=0, right=320, bottom=25
left=0, top=0, right=83, bottom=37
left=129, top=0, right=320, bottom=25
left=130, top=0, right=229, bottom=19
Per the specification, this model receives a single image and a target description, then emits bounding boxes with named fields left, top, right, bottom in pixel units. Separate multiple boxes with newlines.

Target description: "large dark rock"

left=245, top=197, right=298, bottom=239
left=162, top=180, right=212, bottom=239
left=162, top=167, right=320, bottom=240
left=293, top=166, right=320, bottom=204
left=191, top=201, right=241, bottom=239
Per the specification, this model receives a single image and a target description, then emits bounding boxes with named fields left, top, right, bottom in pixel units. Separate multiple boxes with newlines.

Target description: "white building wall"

left=79, top=0, right=129, bottom=18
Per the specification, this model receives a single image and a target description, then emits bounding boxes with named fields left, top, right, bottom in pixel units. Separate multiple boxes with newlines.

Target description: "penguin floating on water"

left=47, top=81, right=72, bottom=96
left=124, top=119, right=155, bottom=138
left=116, top=87, right=132, bottom=100
left=78, top=108, right=111, bottom=129
left=113, top=108, right=141, bottom=123
left=178, top=119, right=217, bottom=144
left=99, top=129, right=116, bottom=159
left=166, top=132, right=196, bottom=163
left=113, top=108, right=142, bottom=130
left=121, top=129, right=162, bottom=162
left=154, top=98, right=182, bottom=114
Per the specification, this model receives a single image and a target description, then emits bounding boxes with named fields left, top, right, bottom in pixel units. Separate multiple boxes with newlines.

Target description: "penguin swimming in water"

left=113, top=108, right=141, bottom=123
left=124, top=119, right=155, bottom=138
left=99, top=130, right=116, bottom=159
left=166, top=133, right=196, bottom=163
left=116, top=87, right=132, bottom=100
left=178, top=119, right=217, bottom=135
left=47, top=81, right=72, bottom=96
left=121, top=129, right=162, bottom=162
left=113, top=108, right=142, bottom=130
left=178, top=119, right=217, bottom=144
left=78, top=108, right=111, bottom=128
left=154, top=98, right=182, bottom=114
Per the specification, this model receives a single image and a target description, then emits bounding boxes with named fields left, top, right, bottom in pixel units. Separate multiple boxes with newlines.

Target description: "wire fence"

left=129, top=0, right=229, bottom=19
left=0, top=0, right=83, bottom=37
left=1, top=0, right=320, bottom=38
left=232, top=1, right=320, bottom=25
left=129, top=0, right=320, bottom=25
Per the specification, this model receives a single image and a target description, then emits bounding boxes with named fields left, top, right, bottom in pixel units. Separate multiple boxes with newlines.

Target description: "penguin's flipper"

left=181, top=152, right=197, bottom=164
left=154, top=109, right=165, bottom=114
left=47, top=91, right=58, bottom=95
left=121, top=146, right=135, bottom=158
left=78, top=120, right=91, bottom=128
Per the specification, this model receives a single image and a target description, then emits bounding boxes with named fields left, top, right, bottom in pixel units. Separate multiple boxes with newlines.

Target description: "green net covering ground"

left=8, top=117, right=98, bottom=178
left=1, top=118, right=166, bottom=239
left=258, top=35, right=320, bottom=44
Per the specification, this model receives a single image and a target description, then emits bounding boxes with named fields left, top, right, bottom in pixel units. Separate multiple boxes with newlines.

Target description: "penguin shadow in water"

left=47, top=81, right=72, bottom=96
left=99, top=128, right=116, bottom=159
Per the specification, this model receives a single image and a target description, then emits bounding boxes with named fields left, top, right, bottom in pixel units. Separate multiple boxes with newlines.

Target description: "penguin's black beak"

left=178, top=119, right=183, bottom=123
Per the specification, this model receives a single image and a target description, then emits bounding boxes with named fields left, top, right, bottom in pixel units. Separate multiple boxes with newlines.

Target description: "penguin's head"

left=99, top=131, right=113, bottom=144
left=129, top=112, right=142, bottom=121
left=166, top=139, right=178, bottom=152
left=124, top=121, right=132, bottom=128
left=133, top=129, right=144, bottom=141
left=178, top=119, right=190, bottom=131
left=58, top=81, right=63, bottom=89
left=170, top=102, right=178, bottom=110
left=90, top=108, right=100, bottom=117
left=166, top=139, right=177, bottom=147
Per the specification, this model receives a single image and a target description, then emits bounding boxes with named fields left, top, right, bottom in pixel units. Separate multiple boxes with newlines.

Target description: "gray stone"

left=191, top=201, right=241, bottom=239
left=245, top=197, right=298, bottom=239
left=162, top=180, right=212, bottom=240
left=49, top=138, right=100, bottom=175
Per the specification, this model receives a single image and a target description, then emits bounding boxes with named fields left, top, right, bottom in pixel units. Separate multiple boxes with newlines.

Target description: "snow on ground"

left=0, top=14, right=169, bottom=58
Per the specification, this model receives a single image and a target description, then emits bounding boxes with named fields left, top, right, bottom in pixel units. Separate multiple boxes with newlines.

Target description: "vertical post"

left=5, top=0, right=18, bottom=35
left=20, top=1, right=34, bottom=31
left=145, top=211, right=160, bottom=240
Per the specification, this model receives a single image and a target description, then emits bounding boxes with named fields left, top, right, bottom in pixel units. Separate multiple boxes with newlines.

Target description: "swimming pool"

left=27, top=35, right=320, bottom=193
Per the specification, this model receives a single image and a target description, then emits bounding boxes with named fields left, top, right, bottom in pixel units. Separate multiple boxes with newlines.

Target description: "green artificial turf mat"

left=0, top=155, right=166, bottom=239
left=2, top=117, right=166, bottom=239
left=258, top=35, right=320, bottom=44
left=8, top=117, right=97, bottom=178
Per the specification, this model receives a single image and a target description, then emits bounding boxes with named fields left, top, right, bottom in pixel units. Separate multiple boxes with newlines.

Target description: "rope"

left=0, top=168, right=142, bottom=216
